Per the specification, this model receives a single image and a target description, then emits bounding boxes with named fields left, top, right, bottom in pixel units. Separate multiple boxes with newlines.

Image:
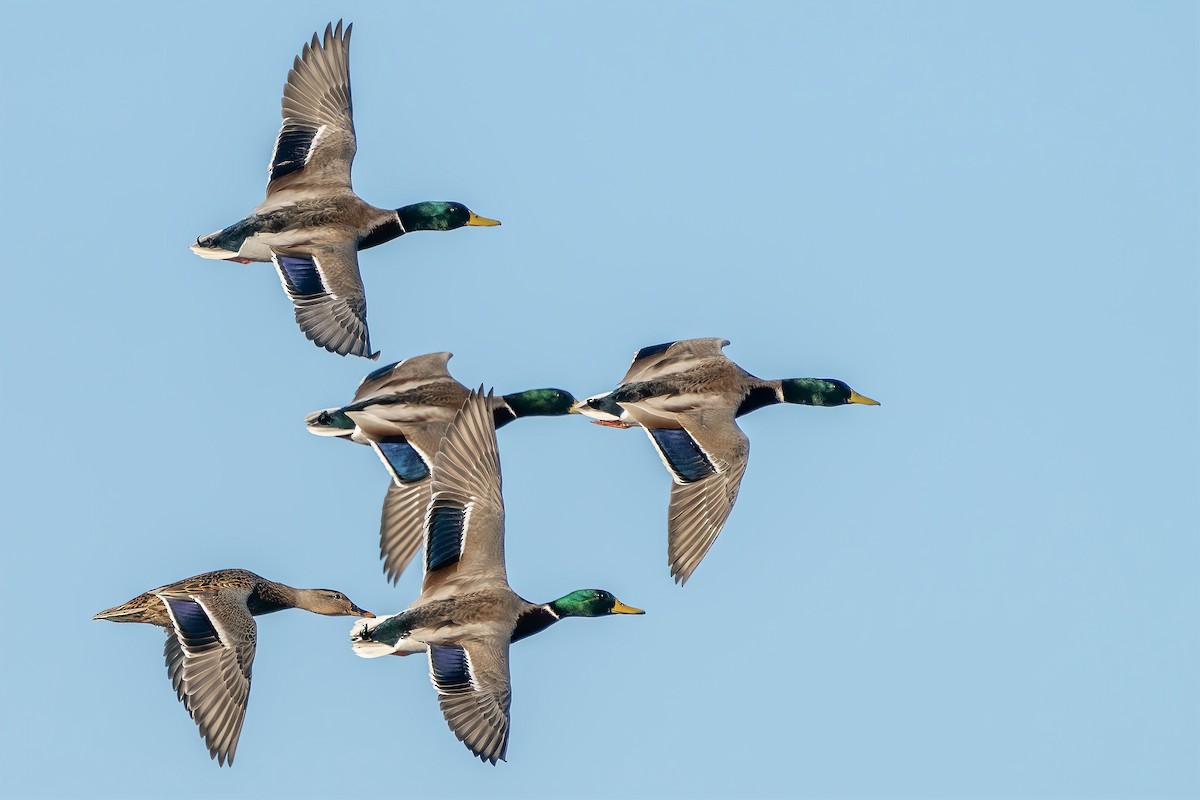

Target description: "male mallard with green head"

left=305, top=352, right=577, bottom=584
left=576, top=338, right=880, bottom=585
left=190, top=22, right=500, bottom=358
left=94, top=569, right=373, bottom=766
left=349, top=390, right=643, bottom=764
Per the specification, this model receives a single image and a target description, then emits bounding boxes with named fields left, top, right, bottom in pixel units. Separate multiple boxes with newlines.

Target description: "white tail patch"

left=189, top=241, right=239, bottom=260
left=352, top=639, right=399, bottom=658
left=349, top=616, right=398, bottom=659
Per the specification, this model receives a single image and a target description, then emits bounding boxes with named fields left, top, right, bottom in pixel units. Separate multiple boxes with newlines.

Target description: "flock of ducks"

left=94, top=21, right=879, bottom=767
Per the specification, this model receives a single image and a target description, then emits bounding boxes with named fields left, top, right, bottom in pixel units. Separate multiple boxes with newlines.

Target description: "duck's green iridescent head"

left=396, top=201, right=501, bottom=232
left=551, top=589, right=644, bottom=618
left=781, top=378, right=880, bottom=407
left=503, top=388, right=579, bottom=418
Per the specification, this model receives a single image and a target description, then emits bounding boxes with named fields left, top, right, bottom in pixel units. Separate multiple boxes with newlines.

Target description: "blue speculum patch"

left=271, top=126, right=316, bottom=181
left=376, top=441, right=430, bottom=482
left=165, top=598, right=220, bottom=645
left=649, top=428, right=715, bottom=483
left=429, top=644, right=471, bottom=690
left=426, top=504, right=465, bottom=572
left=635, top=341, right=675, bottom=361
left=277, top=255, right=324, bottom=296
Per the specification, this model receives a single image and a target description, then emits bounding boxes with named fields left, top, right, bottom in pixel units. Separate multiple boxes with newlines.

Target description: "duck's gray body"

left=195, top=196, right=401, bottom=264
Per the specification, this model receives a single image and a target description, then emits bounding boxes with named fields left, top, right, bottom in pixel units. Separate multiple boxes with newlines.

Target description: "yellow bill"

left=611, top=599, right=646, bottom=615
left=849, top=390, right=880, bottom=406
left=467, top=211, right=501, bottom=227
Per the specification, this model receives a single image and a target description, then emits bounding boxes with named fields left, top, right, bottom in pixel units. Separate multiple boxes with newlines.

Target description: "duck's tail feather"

left=350, top=615, right=400, bottom=658
left=93, top=594, right=158, bottom=623
left=189, top=240, right=241, bottom=260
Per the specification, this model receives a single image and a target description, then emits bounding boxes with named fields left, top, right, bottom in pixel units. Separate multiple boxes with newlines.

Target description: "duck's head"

left=396, top=201, right=500, bottom=232
left=298, top=589, right=375, bottom=618
left=551, top=589, right=645, bottom=618
left=781, top=378, right=880, bottom=407
left=502, top=388, right=579, bottom=418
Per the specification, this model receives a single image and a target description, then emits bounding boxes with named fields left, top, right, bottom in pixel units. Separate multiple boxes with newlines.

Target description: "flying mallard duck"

left=94, top=569, right=373, bottom=766
left=575, top=338, right=880, bottom=585
left=189, top=21, right=500, bottom=358
left=305, top=352, right=577, bottom=584
left=349, top=389, right=643, bottom=764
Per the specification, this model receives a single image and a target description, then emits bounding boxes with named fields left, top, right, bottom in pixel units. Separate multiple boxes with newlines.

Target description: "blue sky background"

left=1, top=2, right=1196, bottom=798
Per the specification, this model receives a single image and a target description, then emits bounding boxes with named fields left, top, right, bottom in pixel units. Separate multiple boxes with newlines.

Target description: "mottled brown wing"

left=157, top=591, right=257, bottom=766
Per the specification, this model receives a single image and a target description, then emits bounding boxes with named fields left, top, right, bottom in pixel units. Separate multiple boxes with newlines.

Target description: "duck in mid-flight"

left=190, top=21, right=500, bottom=358
left=576, top=338, right=879, bottom=585
left=350, top=390, right=643, bottom=764
left=94, top=569, right=372, bottom=766
left=305, top=352, right=577, bottom=584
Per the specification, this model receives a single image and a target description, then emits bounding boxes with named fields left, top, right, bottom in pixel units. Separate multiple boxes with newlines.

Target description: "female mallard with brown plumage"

left=94, top=569, right=373, bottom=766
left=575, top=338, right=879, bottom=585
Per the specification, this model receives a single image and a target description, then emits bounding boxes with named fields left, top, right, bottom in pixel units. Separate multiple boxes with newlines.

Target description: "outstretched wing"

left=266, top=21, right=356, bottom=197
left=272, top=243, right=375, bottom=359
left=619, top=338, right=732, bottom=385
left=157, top=591, right=257, bottom=766
left=352, top=352, right=455, bottom=402
left=638, top=409, right=750, bottom=585
left=427, top=638, right=512, bottom=764
left=376, top=472, right=433, bottom=585
left=421, top=389, right=507, bottom=596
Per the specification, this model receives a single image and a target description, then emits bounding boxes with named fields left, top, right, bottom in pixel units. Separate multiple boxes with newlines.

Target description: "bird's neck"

left=358, top=214, right=406, bottom=251
left=735, top=383, right=785, bottom=417
left=247, top=582, right=300, bottom=615
left=496, top=389, right=570, bottom=426
left=511, top=603, right=562, bottom=643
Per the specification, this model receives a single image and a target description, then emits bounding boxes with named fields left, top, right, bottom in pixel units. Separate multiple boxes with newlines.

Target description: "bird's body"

left=94, top=568, right=373, bottom=766
left=576, top=338, right=880, bottom=585
left=190, top=21, right=499, bottom=358
left=193, top=194, right=397, bottom=264
left=349, top=390, right=643, bottom=764
left=306, top=352, right=576, bottom=583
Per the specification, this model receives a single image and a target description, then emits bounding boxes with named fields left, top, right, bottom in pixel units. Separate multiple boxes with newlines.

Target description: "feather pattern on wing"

left=158, top=592, right=256, bottom=767
left=272, top=244, right=373, bottom=358
left=422, top=390, right=507, bottom=595
left=267, top=21, right=356, bottom=193
left=379, top=478, right=433, bottom=584
left=427, top=639, right=512, bottom=764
